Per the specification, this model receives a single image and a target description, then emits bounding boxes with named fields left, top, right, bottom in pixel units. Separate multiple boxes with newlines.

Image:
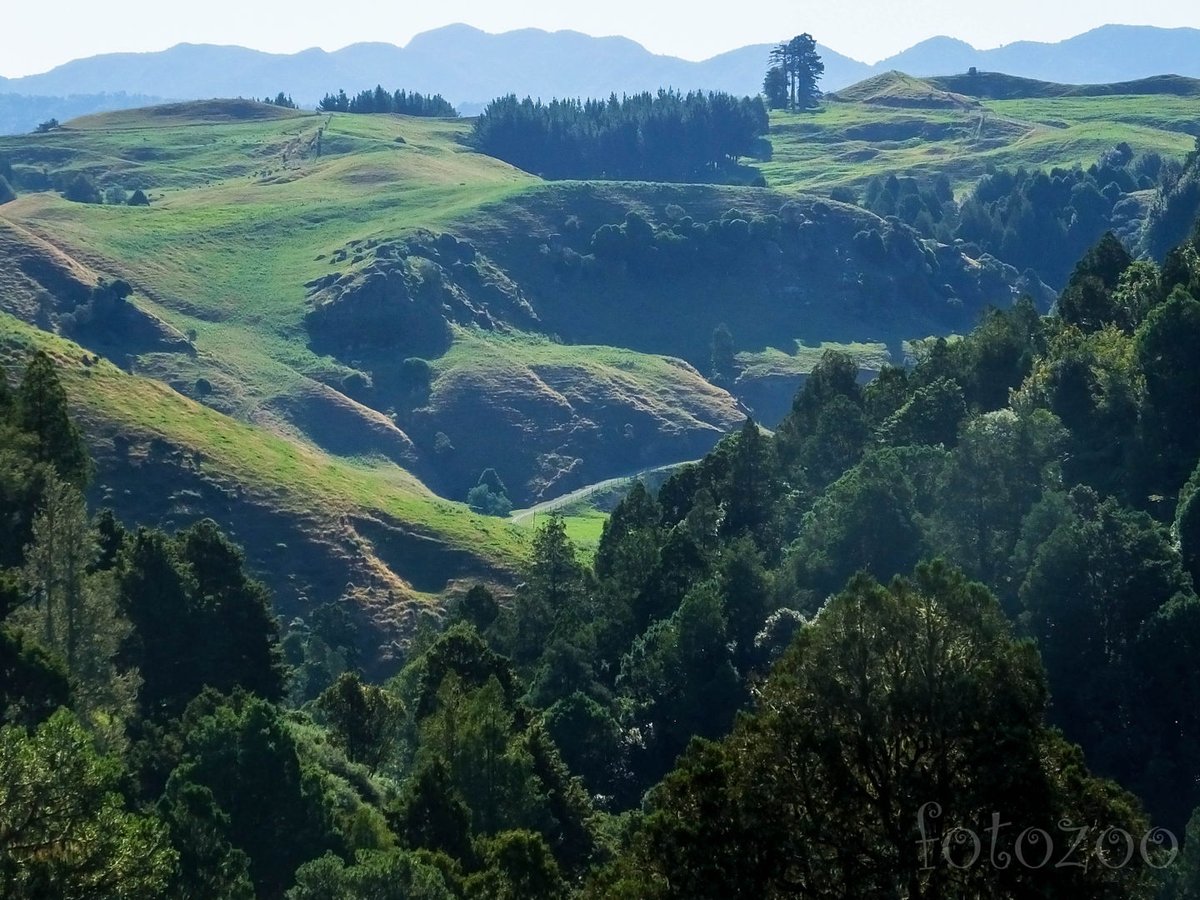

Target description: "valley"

left=1, top=74, right=1197, bottom=654
left=7, top=12, right=1200, bottom=897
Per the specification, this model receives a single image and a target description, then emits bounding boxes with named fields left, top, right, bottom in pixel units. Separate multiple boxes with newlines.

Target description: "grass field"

left=1, top=87, right=1196, bottom=611
left=761, top=89, right=1198, bottom=195
left=0, top=108, right=534, bottom=408
left=0, top=312, right=528, bottom=569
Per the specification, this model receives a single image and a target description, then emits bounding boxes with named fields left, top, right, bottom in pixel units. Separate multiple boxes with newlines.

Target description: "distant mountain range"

left=1, top=23, right=1199, bottom=132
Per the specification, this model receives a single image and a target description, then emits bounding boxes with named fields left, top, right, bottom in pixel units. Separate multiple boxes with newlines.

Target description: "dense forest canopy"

left=318, top=86, right=458, bottom=117
left=470, top=90, right=769, bottom=182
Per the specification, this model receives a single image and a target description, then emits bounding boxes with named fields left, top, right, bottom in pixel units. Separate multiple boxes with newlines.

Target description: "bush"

left=400, top=357, right=433, bottom=396
left=105, top=186, right=128, bottom=205
left=468, top=470, right=513, bottom=517
left=830, top=186, right=858, bottom=205
left=467, top=484, right=513, bottom=517
left=127, top=189, right=150, bottom=207
left=0, top=175, right=14, bottom=205
left=63, top=174, right=101, bottom=204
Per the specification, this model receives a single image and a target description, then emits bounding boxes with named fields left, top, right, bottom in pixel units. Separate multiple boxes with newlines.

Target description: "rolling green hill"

left=1, top=89, right=1194, bottom=650
left=763, top=73, right=1198, bottom=193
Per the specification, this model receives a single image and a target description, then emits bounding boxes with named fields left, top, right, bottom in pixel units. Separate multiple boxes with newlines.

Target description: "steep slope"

left=0, top=313, right=524, bottom=667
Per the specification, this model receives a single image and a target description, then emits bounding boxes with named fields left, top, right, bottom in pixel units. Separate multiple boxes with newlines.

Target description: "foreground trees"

left=597, top=564, right=1157, bottom=899
left=0, top=710, right=175, bottom=897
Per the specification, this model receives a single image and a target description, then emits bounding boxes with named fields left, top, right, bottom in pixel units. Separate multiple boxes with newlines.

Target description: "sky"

left=3, top=0, right=1198, bottom=78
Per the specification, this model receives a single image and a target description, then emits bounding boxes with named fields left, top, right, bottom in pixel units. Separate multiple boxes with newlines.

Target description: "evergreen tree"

left=14, top=474, right=139, bottom=751
left=0, top=710, right=176, bottom=897
left=316, top=672, right=405, bottom=773
left=16, top=351, right=90, bottom=486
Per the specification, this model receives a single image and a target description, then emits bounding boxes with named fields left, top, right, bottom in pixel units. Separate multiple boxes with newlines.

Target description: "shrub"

left=127, top=189, right=151, bottom=207
left=63, top=174, right=101, bottom=204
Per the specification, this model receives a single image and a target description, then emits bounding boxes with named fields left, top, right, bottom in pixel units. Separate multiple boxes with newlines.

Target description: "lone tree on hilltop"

left=766, top=34, right=824, bottom=110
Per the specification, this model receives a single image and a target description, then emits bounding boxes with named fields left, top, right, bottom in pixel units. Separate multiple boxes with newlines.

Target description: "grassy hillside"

left=1, top=102, right=1024, bottom=506
left=0, top=311, right=526, bottom=653
left=2, top=89, right=1192, bottom=640
left=763, top=74, right=1198, bottom=193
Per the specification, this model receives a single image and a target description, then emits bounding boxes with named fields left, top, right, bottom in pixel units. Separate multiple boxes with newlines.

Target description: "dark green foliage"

left=878, top=376, right=966, bottom=447
left=1142, top=139, right=1200, bottom=260
left=784, top=449, right=927, bottom=608
left=0, top=710, right=177, bottom=897
left=467, top=468, right=512, bottom=517
left=766, top=34, right=825, bottom=110
left=1020, top=489, right=1200, bottom=830
left=400, top=356, right=433, bottom=401
left=282, top=601, right=361, bottom=704
left=864, top=150, right=1164, bottom=288
left=127, top=188, right=150, bottom=206
left=158, top=777, right=255, bottom=900
left=414, top=624, right=524, bottom=719
left=776, top=348, right=863, bottom=473
left=62, top=173, right=101, bottom=204
left=709, top=323, right=735, bottom=383
left=1137, top=286, right=1200, bottom=491
left=288, top=848, right=456, bottom=899
left=0, top=626, right=71, bottom=728
left=465, top=830, right=567, bottom=900
left=598, top=563, right=1156, bottom=899
left=450, top=584, right=500, bottom=633
left=471, top=90, right=768, bottom=182
left=263, top=92, right=298, bottom=109
left=318, top=87, right=457, bottom=117
left=1179, top=463, right=1200, bottom=588
left=542, top=692, right=623, bottom=799
left=617, top=581, right=743, bottom=784
left=168, top=691, right=342, bottom=898
left=762, top=64, right=788, bottom=110
left=1057, top=232, right=1134, bottom=331
left=499, top=515, right=590, bottom=666
left=119, top=521, right=285, bottom=720
left=394, top=759, right=476, bottom=862
left=16, top=351, right=90, bottom=486
left=930, top=408, right=1065, bottom=587
left=64, top=278, right=134, bottom=337
left=1162, top=807, right=1200, bottom=899
left=315, top=673, right=405, bottom=773
left=0, top=174, right=15, bottom=204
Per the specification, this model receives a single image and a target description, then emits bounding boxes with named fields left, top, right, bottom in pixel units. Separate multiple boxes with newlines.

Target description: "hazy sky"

left=4, top=0, right=1198, bottom=78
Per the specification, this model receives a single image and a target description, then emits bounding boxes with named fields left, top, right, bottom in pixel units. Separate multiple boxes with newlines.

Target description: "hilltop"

left=763, top=72, right=1198, bottom=194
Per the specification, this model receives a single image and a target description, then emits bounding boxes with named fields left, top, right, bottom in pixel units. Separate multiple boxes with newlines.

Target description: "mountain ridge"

left=2, top=24, right=1198, bottom=131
